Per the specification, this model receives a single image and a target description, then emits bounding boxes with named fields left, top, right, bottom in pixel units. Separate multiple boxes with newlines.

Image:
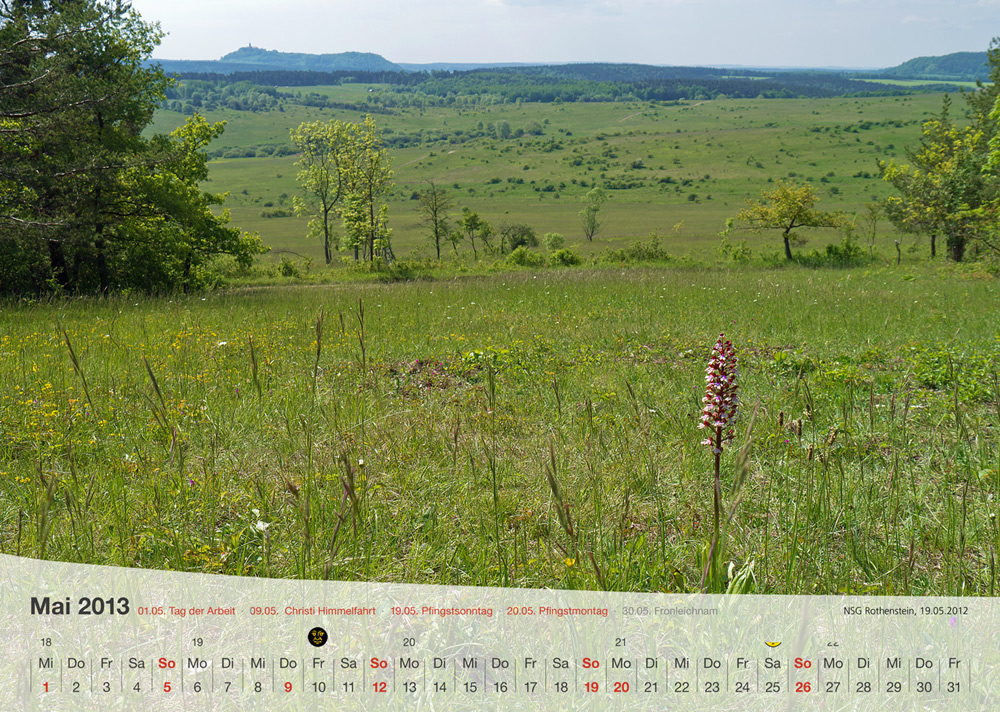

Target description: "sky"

left=129, top=0, right=1000, bottom=69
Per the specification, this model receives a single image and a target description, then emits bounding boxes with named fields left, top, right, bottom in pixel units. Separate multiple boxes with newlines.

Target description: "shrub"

left=550, top=248, right=581, bottom=266
left=543, top=232, right=565, bottom=251
left=278, top=256, right=299, bottom=277
left=505, top=246, right=546, bottom=267
left=599, top=234, right=673, bottom=264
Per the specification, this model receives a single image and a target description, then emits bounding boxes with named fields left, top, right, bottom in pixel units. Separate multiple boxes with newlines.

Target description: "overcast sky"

left=130, top=0, right=999, bottom=69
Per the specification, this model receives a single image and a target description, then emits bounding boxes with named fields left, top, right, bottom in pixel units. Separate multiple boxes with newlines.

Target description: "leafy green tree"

left=496, top=221, right=537, bottom=253
left=730, top=181, right=844, bottom=260
left=880, top=41, right=1000, bottom=262
left=543, top=232, right=565, bottom=251
left=417, top=181, right=452, bottom=260
left=881, top=97, right=991, bottom=262
left=0, top=0, right=258, bottom=293
left=123, top=116, right=267, bottom=289
left=964, top=38, right=1000, bottom=136
left=580, top=187, right=608, bottom=241
left=291, top=115, right=393, bottom=263
left=459, top=208, right=490, bottom=260
left=290, top=120, right=349, bottom=264
left=341, top=115, right=394, bottom=262
left=447, top=228, right=462, bottom=256
left=1, top=0, right=166, bottom=292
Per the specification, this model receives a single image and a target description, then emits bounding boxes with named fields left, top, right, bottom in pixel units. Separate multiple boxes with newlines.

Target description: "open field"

left=149, top=90, right=953, bottom=264
left=3, top=264, right=999, bottom=595
left=857, top=78, right=981, bottom=89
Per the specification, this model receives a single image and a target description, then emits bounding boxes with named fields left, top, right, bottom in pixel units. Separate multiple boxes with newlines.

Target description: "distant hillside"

left=151, top=45, right=401, bottom=75
left=879, top=51, right=988, bottom=81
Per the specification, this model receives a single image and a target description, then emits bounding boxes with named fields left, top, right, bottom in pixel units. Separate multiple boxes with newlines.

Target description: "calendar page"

left=3, top=554, right=995, bottom=711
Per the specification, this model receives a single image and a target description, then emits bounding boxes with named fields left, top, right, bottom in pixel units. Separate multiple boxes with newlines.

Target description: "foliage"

left=730, top=181, right=845, bottom=260
left=495, top=221, right=537, bottom=253
left=504, top=246, right=546, bottom=267
left=291, top=115, right=394, bottom=263
left=291, top=120, right=348, bottom=264
left=121, top=116, right=267, bottom=289
left=543, top=232, right=565, bottom=251
left=549, top=248, right=581, bottom=266
left=0, top=0, right=260, bottom=293
left=880, top=40, right=1000, bottom=262
left=880, top=97, right=992, bottom=262
left=417, top=181, right=452, bottom=260
left=878, top=51, right=992, bottom=82
left=378, top=67, right=912, bottom=107
left=580, top=187, right=608, bottom=242
left=340, top=116, right=395, bottom=262
left=458, top=208, right=491, bottom=260
left=599, top=234, right=674, bottom=263
left=717, top=235, right=753, bottom=264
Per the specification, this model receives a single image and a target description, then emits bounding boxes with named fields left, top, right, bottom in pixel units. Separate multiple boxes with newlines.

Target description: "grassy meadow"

left=147, top=88, right=953, bottom=265
left=6, top=85, right=997, bottom=597
left=3, top=264, right=1000, bottom=595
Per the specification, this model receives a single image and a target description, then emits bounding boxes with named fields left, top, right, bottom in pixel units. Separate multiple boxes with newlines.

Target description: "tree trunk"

left=323, top=211, right=331, bottom=264
left=47, top=239, right=69, bottom=290
left=95, top=228, right=109, bottom=295
left=782, top=232, right=793, bottom=260
left=94, top=234, right=111, bottom=296
left=947, top=233, right=965, bottom=262
left=930, top=233, right=936, bottom=259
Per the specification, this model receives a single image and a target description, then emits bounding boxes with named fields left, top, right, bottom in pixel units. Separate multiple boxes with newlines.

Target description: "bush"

left=599, top=235, right=673, bottom=264
left=543, top=232, right=565, bottom=251
left=794, top=233, right=868, bottom=268
left=505, top=246, right=546, bottom=268
left=549, top=248, right=581, bottom=266
left=717, top=235, right=753, bottom=264
left=346, top=258, right=436, bottom=282
left=278, top=256, right=299, bottom=278
left=497, top=222, right=538, bottom=251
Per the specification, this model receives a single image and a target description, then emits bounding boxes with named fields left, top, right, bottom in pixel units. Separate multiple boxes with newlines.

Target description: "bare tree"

left=418, top=181, right=452, bottom=260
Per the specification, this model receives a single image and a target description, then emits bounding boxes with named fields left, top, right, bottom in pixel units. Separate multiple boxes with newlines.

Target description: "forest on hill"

left=878, top=51, right=989, bottom=81
left=165, top=64, right=946, bottom=120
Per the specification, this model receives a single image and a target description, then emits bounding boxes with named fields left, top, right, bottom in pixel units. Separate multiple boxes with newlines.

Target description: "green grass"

left=3, top=262, right=1000, bottom=595
left=857, top=78, right=982, bottom=89
left=149, top=90, right=953, bottom=263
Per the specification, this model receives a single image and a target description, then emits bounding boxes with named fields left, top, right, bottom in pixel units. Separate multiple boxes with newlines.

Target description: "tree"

left=122, top=116, right=267, bottom=289
left=964, top=38, right=1000, bottom=137
left=730, top=181, right=844, bottom=260
left=543, top=232, right=564, bottom=251
left=580, top=187, right=608, bottom=241
left=0, top=0, right=261, bottom=293
left=880, top=40, right=1000, bottom=262
left=881, top=97, right=991, bottom=262
left=417, top=180, right=451, bottom=260
left=290, top=120, right=348, bottom=264
left=459, top=208, right=490, bottom=260
left=291, top=115, right=394, bottom=263
left=341, top=115, right=394, bottom=262
left=496, top=221, right=537, bottom=253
